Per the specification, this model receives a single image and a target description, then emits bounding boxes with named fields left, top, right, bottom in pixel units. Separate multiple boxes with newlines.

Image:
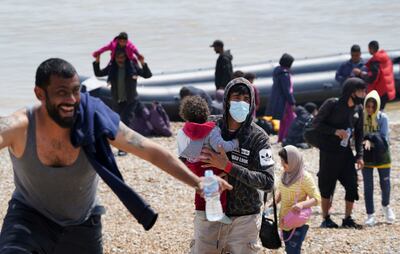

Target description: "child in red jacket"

left=177, top=96, right=238, bottom=224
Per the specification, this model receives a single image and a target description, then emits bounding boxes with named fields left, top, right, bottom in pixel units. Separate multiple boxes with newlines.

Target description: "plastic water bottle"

left=203, top=170, right=224, bottom=221
left=263, top=207, right=274, bottom=217
left=340, top=128, right=352, bottom=147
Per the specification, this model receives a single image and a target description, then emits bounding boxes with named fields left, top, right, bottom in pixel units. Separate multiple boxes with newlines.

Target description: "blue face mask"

left=229, top=101, right=250, bottom=123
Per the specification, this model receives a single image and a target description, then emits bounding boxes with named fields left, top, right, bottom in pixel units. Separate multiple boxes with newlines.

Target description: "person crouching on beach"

left=275, top=145, right=320, bottom=254
left=362, top=90, right=395, bottom=226
left=177, top=95, right=238, bottom=224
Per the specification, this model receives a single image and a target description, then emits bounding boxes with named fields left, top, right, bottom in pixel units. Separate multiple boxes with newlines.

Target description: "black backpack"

left=303, top=117, right=321, bottom=148
left=303, top=98, right=338, bottom=148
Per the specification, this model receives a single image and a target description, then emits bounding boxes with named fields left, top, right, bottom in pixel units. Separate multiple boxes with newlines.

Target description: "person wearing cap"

left=92, top=32, right=142, bottom=64
left=312, top=77, right=366, bottom=229
left=335, top=44, right=365, bottom=85
left=210, top=40, right=233, bottom=90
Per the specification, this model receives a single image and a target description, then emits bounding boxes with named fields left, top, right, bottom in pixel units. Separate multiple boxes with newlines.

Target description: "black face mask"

left=351, top=95, right=364, bottom=105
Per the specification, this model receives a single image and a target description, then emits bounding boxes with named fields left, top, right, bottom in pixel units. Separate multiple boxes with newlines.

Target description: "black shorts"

left=0, top=199, right=103, bottom=254
left=318, top=149, right=359, bottom=202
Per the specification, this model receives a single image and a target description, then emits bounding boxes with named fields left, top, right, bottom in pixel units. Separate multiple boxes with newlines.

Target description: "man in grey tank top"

left=0, top=58, right=232, bottom=254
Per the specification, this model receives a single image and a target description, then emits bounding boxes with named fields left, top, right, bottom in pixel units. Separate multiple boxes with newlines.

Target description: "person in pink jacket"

left=92, top=32, right=142, bottom=64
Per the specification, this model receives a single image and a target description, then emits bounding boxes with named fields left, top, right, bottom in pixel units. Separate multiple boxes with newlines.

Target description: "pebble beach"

left=0, top=122, right=399, bottom=253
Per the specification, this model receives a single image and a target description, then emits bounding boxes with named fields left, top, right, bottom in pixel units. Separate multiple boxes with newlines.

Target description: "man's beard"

left=45, top=96, right=78, bottom=129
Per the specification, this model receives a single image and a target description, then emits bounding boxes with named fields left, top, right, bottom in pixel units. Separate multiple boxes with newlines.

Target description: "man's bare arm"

left=109, top=122, right=202, bottom=189
left=0, top=112, right=27, bottom=152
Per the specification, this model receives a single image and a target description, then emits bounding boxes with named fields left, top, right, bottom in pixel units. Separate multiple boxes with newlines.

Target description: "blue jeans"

left=282, top=224, right=309, bottom=254
left=362, top=167, right=391, bottom=214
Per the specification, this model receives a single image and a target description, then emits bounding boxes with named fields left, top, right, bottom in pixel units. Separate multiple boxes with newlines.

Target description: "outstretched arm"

left=0, top=110, right=28, bottom=153
left=109, top=122, right=232, bottom=191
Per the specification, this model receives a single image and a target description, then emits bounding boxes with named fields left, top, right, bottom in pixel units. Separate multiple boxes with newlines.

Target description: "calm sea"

left=0, top=0, right=399, bottom=115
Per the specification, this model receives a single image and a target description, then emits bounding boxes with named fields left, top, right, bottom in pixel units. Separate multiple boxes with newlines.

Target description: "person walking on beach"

left=313, top=77, right=366, bottom=229
left=335, top=44, right=365, bottom=85
left=0, top=58, right=231, bottom=254
left=266, top=53, right=296, bottom=143
left=192, top=77, right=275, bottom=254
left=362, top=90, right=395, bottom=226
left=93, top=50, right=152, bottom=155
left=353, top=40, right=396, bottom=110
left=210, top=40, right=233, bottom=90
left=275, top=145, right=320, bottom=254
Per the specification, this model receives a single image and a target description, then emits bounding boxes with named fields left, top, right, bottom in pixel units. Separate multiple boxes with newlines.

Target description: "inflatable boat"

left=83, top=50, right=400, bottom=121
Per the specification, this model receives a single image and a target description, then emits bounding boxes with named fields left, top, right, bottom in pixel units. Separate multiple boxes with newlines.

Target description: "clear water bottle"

left=203, top=170, right=224, bottom=221
left=340, top=128, right=352, bottom=147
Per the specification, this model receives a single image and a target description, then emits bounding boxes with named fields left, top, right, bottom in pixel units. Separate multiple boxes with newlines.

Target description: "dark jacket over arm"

left=363, top=61, right=379, bottom=84
left=71, top=92, right=158, bottom=230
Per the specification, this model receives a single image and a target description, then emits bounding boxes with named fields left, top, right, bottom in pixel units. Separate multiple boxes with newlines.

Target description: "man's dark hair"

left=244, top=72, right=256, bottom=82
left=278, top=148, right=288, bottom=164
left=35, top=58, right=77, bottom=89
left=179, top=96, right=210, bottom=123
left=179, top=86, right=192, bottom=99
left=117, top=32, right=128, bottom=40
left=232, top=70, right=245, bottom=79
left=115, top=49, right=126, bottom=57
left=351, top=44, right=361, bottom=53
left=368, top=40, right=379, bottom=52
left=227, top=83, right=250, bottom=99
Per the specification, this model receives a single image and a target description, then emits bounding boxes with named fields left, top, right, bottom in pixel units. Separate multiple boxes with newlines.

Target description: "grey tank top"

left=9, top=107, right=100, bottom=226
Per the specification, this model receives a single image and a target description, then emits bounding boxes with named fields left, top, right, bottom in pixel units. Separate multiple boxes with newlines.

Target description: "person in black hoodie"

left=313, top=77, right=366, bottom=229
left=210, top=40, right=233, bottom=90
left=194, top=77, right=275, bottom=253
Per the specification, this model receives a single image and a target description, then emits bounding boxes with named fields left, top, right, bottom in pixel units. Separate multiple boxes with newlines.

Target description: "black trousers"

left=113, top=100, right=137, bottom=127
left=318, top=149, right=359, bottom=202
left=0, top=199, right=103, bottom=254
left=380, top=93, right=389, bottom=110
